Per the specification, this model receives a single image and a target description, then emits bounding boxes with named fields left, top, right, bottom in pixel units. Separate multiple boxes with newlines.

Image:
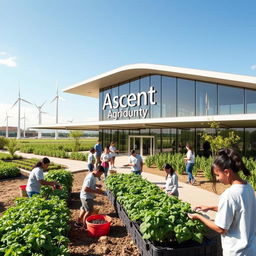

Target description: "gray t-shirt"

left=129, top=154, right=143, bottom=172
left=26, top=167, right=44, bottom=193
left=165, top=173, right=179, bottom=197
left=80, top=172, right=96, bottom=200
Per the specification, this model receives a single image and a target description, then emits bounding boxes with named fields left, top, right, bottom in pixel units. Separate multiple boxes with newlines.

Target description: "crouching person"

left=74, top=165, right=106, bottom=229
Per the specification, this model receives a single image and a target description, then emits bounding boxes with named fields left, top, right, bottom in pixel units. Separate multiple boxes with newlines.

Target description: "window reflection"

left=246, top=89, right=256, bottom=113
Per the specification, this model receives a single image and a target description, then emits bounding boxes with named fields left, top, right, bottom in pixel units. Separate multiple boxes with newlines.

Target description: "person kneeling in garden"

left=162, top=163, right=179, bottom=197
left=26, top=157, right=60, bottom=197
left=75, top=165, right=106, bottom=229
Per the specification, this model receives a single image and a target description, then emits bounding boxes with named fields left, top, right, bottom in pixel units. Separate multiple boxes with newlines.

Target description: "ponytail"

left=33, top=157, right=50, bottom=170
left=214, top=148, right=251, bottom=177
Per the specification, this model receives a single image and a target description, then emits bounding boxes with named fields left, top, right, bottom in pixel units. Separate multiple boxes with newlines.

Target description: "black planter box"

left=107, top=191, right=217, bottom=256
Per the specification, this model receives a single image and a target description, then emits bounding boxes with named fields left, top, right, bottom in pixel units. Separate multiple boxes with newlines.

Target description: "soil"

left=0, top=167, right=225, bottom=255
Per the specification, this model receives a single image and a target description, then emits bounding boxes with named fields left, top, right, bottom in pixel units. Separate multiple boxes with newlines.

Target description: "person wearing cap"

left=162, top=163, right=179, bottom=197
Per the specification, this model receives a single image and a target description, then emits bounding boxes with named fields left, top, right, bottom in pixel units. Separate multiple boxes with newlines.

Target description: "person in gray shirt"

left=26, top=157, right=59, bottom=197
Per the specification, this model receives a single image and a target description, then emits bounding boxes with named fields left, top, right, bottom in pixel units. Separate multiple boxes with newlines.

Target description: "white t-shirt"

left=165, top=173, right=179, bottom=197
left=26, top=167, right=44, bottom=193
left=101, top=153, right=111, bottom=163
left=109, top=146, right=117, bottom=157
left=88, top=153, right=95, bottom=164
left=80, top=172, right=96, bottom=200
left=129, top=154, right=143, bottom=172
left=186, top=150, right=195, bottom=164
left=214, top=183, right=256, bottom=256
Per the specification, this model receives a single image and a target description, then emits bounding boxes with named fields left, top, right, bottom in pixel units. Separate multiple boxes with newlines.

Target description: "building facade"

left=33, top=64, right=256, bottom=157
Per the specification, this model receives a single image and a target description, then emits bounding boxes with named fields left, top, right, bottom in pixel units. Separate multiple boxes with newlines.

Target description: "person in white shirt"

left=184, top=144, right=196, bottom=185
left=87, top=148, right=96, bottom=172
left=128, top=149, right=143, bottom=175
left=26, top=157, right=59, bottom=197
left=188, top=148, right=256, bottom=256
left=109, top=141, right=119, bottom=169
left=74, top=165, right=105, bottom=229
left=162, top=163, right=179, bottom=197
left=100, top=146, right=111, bottom=178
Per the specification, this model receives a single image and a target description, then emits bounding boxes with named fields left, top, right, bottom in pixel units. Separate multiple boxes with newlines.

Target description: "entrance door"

left=128, top=136, right=155, bottom=156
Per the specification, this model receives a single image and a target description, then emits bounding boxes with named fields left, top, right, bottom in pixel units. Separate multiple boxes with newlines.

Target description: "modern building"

left=31, top=64, right=256, bottom=157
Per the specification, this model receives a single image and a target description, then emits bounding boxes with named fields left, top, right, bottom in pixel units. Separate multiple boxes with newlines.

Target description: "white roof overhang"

left=29, top=113, right=256, bottom=131
left=63, top=63, right=256, bottom=98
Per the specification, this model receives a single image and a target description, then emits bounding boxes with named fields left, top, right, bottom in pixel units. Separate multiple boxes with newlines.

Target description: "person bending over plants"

left=162, top=163, right=179, bottom=197
left=188, top=148, right=256, bottom=256
left=74, top=165, right=106, bottom=229
left=26, top=157, right=60, bottom=197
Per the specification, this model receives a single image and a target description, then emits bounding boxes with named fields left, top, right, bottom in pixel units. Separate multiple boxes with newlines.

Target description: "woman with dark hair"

left=188, top=148, right=256, bottom=256
left=184, top=144, right=196, bottom=185
left=26, top=157, right=60, bottom=197
left=162, top=163, right=179, bottom=197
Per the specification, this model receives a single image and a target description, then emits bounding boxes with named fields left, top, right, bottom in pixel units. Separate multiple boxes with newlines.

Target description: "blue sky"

left=0, top=0, right=256, bottom=128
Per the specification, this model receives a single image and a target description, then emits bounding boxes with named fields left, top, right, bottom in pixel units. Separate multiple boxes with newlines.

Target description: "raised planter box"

left=107, top=191, right=217, bottom=256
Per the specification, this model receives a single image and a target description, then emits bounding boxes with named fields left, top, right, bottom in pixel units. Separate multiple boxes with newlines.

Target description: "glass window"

left=129, top=78, right=140, bottom=119
left=150, top=75, right=161, bottom=118
left=245, top=89, right=256, bottom=113
left=218, top=85, right=244, bottom=115
left=140, top=76, right=150, bottom=119
left=102, top=88, right=111, bottom=120
left=177, top=79, right=195, bottom=117
left=177, top=128, right=195, bottom=154
left=118, top=82, right=130, bottom=120
left=118, top=130, right=129, bottom=153
left=162, top=128, right=177, bottom=153
left=150, top=129, right=161, bottom=153
left=196, top=82, right=217, bottom=115
left=162, top=76, right=176, bottom=117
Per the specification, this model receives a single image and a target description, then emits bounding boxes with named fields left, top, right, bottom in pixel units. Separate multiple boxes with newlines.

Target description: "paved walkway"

left=13, top=151, right=219, bottom=219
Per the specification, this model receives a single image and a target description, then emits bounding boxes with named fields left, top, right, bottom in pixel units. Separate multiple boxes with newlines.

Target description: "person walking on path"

left=87, top=148, right=96, bottom=172
left=94, top=140, right=103, bottom=166
left=74, top=165, right=106, bottom=229
left=162, top=163, right=179, bottom=197
left=100, top=146, right=111, bottom=179
left=188, top=148, right=256, bottom=256
left=109, top=141, right=119, bottom=169
left=184, top=144, right=196, bottom=184
left=26, top=157, right=60, bottom=197
left=128, top=149, right=143, bottom=175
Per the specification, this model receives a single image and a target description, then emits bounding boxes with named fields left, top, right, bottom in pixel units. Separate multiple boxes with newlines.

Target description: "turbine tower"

left=4, top=112, right=11, bottom=138
left=11, top=89, right=32, bottom=139
left=21, top=112, right=28, bottom=138
left=35, top=101, right=47, bottom=139
left=51, top=86, right=63, bottom=140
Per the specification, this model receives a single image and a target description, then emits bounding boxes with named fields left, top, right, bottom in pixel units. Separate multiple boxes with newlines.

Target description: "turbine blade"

left=11, top=99, right=19, bottom=108
left=50, top=96, right=57, bottom=103
left=40, top=100, right=47, bottom=108
left=21, top=98, right=32, bottom=105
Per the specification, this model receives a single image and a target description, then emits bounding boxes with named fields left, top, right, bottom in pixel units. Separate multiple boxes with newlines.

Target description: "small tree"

left=0, top=136, right=8, bottom=149
left=6, top=138, right=19, bottom=158
left=69, top=130, right=84, bottom=152
left=202, top=122, right=240, bottom=157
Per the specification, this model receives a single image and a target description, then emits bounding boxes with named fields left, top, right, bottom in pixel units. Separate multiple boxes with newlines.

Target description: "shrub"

left=0, top=161, right=20, bottom=179
left=0, top=136, right=8, bottom=149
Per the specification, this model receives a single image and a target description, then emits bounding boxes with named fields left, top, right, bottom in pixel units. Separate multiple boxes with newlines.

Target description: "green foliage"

left=0, top=153, right=22, bottom=160
left=6, top=138, right=19, bottom=158
left=0, top=161, right=20, bottom=179
left=202, top=122, right=240, bottom=157
left=0, top=137, right=8, bottom=149
left=0, top=196, right=70, bottom=255
left=69, top=131, right=84, bottom=152
left=105, top=174, right=205, bottom=244
left=40, top=169, right=73, bottom=200
left=69, top=152, right=88, bottom=161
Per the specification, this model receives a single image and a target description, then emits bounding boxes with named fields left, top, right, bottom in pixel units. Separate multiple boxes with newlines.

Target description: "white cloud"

left=0, top=56, right=17, bottom=67
left=0, top=52, right=7, bottom=56
left=251, top=65, right=256, bottom=71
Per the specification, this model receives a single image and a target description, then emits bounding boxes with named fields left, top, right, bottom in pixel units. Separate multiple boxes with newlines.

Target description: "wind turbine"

left=4, top=112, right=11, bottom=138
left=35, top=101, right=47, bottom=139
left=50, top=86, right=64, bottom=140
left=21, top=112, right=28, bottom=138
left=11, top=89, right=32, bottom=139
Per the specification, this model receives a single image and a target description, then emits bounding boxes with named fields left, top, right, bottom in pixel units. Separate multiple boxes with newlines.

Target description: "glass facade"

left=98, top=73, right=256, bottom=157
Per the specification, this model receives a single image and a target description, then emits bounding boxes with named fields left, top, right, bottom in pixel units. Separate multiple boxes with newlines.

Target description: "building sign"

left=102, top=86, right=157, bottom=120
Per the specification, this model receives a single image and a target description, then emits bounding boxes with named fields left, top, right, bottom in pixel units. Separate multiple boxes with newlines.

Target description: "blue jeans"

left=27, top=191, right=40, bottom=197
left=186, top=163, right=194, bottom=182
left=103, top=167, right=109, bottom=179
left=132, top=170, right=141, bottom=175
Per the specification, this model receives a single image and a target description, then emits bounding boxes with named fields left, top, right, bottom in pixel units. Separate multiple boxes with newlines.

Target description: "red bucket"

left=19, top=185, right=27, bottom=197
left=86, top=214, right=112, bottom=237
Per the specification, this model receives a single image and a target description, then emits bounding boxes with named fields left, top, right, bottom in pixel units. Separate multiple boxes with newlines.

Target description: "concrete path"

left=12, top=151, right=219, bottom=219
